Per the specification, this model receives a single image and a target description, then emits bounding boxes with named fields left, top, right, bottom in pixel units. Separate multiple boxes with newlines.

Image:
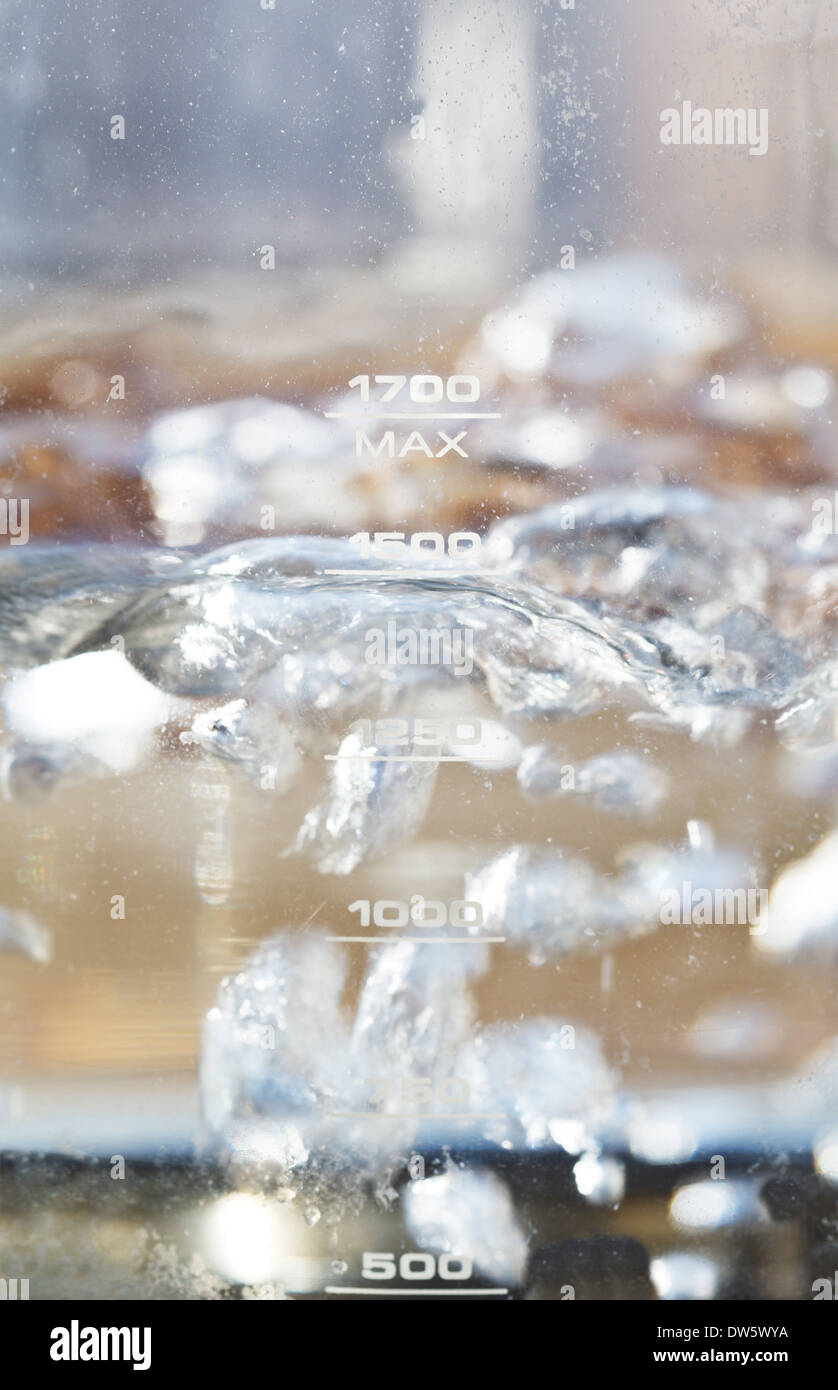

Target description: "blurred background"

left=1, top=0, right=838, bottom=400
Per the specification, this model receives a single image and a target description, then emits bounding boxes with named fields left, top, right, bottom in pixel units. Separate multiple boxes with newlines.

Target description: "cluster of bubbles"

left=4, top=254, right=838, bottom=1288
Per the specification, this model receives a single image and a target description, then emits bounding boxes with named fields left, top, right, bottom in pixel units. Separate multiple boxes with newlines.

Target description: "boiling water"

left=3, top=257, right=838, bottom=1300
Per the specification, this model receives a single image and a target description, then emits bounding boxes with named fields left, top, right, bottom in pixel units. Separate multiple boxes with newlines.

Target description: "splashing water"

left=403, top=1166, right=529, bottom=1287
left=293, top=732, right=439, bottom=875
left=516, top=745, right=669, bottom=816
left=181, top=699, right=300, bottom=791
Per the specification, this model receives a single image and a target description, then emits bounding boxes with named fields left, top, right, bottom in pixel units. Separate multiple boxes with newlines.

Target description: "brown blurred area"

left=2, top=252, right=838, bottom=552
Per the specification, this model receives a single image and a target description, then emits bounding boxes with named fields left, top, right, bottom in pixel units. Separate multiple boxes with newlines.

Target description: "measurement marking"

left=325, top=1287, right=509, bottom=1296
left=325, top=755, right=506, bottom=763
left=325, top=1112, right=506, bottom=1120
left=324, top=412, right=501, bottom=420
left=327, top=936, right=505, bottom=944
left=322, top=569, right=483, bottom=577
